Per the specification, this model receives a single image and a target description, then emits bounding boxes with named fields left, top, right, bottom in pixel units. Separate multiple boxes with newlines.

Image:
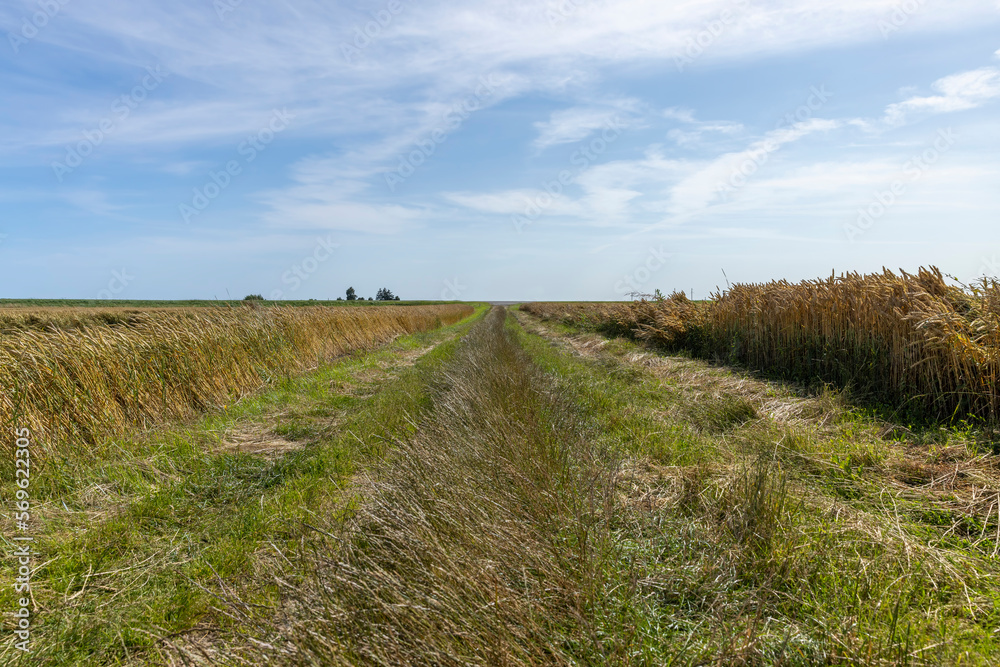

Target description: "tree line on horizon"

left=243, top=287, right=401, bottom=302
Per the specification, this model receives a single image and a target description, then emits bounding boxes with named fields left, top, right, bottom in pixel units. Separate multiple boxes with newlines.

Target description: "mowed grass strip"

left=515, top=306, right=1000, bottom=665
left=0, top=307, right=485, bottom=666
left=272, top=307, right=644, bottom=664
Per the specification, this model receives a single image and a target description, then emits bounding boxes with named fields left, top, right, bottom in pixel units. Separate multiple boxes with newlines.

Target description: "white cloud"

left=256, top=158, right=424, bottom=234
left=260, top=198, right=421, bottom=234
left=667, top=118, right=842, bottom=215
left=159, top=160, right=210, bottom=176
left=245, top=70, right=529, bottom=234
left=395, top=1, right=996, bottom=77
left=5, top=0, right=1000, bottom=248
left=532, top=100, right=639, bottom=151
left=533, top=108, right=617, bottom=150
left=663, top=108, right=696, bottom=123
left=884, top=67, right=1000, bottom=124
left=664, top=107, right=744, bottom=146
left=447, top=116, right=854, bottom=232
left=445, top=152, right=689, bottom=226
left=444, top=190, right=585, bottom=217
left=6, top=0, right=994, bottom=159
left=573, top=152, right=684, bottom=222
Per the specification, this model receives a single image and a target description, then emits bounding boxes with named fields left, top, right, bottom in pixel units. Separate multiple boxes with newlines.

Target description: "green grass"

left=0, top=306, right=486, bottom=665
left=510, top=314, right=724, bottom=466
left=511, top=308, right=1000, bottom=665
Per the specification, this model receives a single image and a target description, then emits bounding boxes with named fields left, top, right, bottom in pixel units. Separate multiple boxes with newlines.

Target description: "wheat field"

left=0, top=303, right=473, bottom=459
left=525, top=267, right=1000, bottom=421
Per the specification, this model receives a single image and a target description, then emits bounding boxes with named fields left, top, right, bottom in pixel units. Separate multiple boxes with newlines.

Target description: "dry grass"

left=266, top=307, right=629, bottom=665
left=0, top=304, right=473, bottom=460
left=526, top=267, right=1000, bottom=422
left=0, top=307, right=157, bottom=332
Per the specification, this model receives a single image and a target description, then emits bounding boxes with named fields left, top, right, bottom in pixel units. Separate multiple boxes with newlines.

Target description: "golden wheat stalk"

left=525, top=267, right=1000, bottom=421
left=0, top=304, right=473, bottom=459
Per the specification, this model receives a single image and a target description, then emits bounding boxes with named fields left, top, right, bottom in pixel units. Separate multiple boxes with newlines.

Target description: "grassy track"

left=274, top=306, right=641, bottom=664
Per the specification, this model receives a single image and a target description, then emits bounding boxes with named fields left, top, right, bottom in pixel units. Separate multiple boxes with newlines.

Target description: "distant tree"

left=346, top=286, right=357, bottom=301
left=336, top=296, right=343, bottom=301
left=368, top=297, right=373, bottom=301
left=243, top=294, right=265, bottom=301
left=376, top=287, right=396, bottom=301
left=394, top=296, right=400, bottom=301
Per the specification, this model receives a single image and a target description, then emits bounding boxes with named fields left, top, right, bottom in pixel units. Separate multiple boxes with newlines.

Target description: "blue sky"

left=2, top=0, right=999, bottom=301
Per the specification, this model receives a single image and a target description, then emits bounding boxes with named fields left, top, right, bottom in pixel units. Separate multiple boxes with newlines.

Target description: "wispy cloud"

left=160, top=161, right=210, bottom=176
left=60, top=189, right=127, bottom=217
left=884, top=66, right=1000, bottom=125
left=256, top=160, right=423, bottom=234
left=532, top=99, right=640, bottom=151
left=444, top=190, right=585, bottom=217
left=664, top=107, right=744, bottom=147
left=5, top=1, right=995, bottom=160
left=666, top=118, right=842, bottom=215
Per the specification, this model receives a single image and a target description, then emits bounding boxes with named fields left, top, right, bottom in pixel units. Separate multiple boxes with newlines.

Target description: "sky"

left=1, top=0, right=999, bottom=301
